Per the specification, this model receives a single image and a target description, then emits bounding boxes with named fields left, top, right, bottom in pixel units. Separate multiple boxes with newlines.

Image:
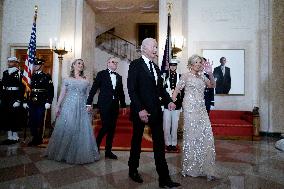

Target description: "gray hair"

left=140, top=38, right=156, bottom=54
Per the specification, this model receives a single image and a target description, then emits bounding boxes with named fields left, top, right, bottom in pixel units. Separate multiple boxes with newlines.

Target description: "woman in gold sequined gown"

left=172, top=55, right=217, bottom=180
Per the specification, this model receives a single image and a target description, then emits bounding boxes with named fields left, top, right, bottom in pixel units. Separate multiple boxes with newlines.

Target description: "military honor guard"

left=23, top=58, right=54, bottom=146
left=163, top=59, right=184, bottom=152
left=1, top=57, right=25, bottom=144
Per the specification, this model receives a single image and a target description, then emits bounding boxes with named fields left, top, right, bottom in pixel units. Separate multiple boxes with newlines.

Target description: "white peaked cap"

left=7, top=56, right=19, bottom=62
left=169, top=58, right=180, bottom=64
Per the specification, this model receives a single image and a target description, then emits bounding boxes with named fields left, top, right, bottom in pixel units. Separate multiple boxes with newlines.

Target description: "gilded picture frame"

left=137, top=23, right=157, bottom=46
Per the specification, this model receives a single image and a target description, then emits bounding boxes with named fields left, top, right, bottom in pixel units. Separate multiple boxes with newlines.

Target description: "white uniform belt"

left=32, top=89, right=47, bottom=92
left=3, top=86, right=19, bottom=90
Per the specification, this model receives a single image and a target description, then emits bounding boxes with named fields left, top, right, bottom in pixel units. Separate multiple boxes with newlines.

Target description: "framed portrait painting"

left=202, top=49, right=245, bottom=95
left=137, top=23, right=157, bottom=46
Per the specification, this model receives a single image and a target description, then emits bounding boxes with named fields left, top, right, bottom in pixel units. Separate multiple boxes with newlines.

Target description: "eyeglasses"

left=111, top=61, right=118, bottom=64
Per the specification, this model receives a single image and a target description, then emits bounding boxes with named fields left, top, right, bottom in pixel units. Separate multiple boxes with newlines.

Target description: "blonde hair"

left=70, top=58, right=85, bottom=78
left=187, top=54, right=202, bottom=69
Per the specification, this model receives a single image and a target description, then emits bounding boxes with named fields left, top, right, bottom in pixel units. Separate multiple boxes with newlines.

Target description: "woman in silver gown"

left=45, top=59, right=100, bottom=164
left=172, top=55, right=217, bottom=180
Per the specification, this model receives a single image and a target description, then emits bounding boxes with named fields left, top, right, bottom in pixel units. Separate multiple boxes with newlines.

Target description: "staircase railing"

left=96, top=31, right=141, bottom=62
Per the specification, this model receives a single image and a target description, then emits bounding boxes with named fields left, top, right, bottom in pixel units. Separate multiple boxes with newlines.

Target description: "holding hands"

left=55, top=105, right=61, bottom=117
left=168, top=102, right=176, bottom=111
left=139, top=109, right=150, bottom=123
left=86, top=105, right=92, bottom=113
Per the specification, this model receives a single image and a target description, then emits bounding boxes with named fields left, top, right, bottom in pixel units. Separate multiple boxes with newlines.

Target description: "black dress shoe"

left=105, top=152, right=118, bottom=159
left=28, top=140, right=41, bottom=146
left=166, top=146, right=172, bottom=151
left=1, top=139, right=14, bottom=145
left=28, top=141, right=36, bottom=146
left=129, top=171, right=143, bottom=183
left=171, top=146, right=178, bottom=151
left=159, top=179, right=181, bottom=188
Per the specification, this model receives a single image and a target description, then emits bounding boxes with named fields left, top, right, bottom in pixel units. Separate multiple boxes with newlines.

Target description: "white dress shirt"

left=221, top=66, right=225, bottom=75
left=108, top=69, right=116, bottom=89
left=142, top=55, right=157, bottom=84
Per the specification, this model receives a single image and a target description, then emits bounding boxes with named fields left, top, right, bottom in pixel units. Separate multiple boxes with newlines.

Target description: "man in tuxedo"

left=203, top=57, right=215, bottom=114
left=127, top=38, right=181, bottom=188
left=213, top=57, right=231, bottom=94
left=87, top=57, right=126, bottom=160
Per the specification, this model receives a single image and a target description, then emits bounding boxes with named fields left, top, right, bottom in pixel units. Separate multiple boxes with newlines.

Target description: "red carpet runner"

left=93, top=109, right=154, bottom=152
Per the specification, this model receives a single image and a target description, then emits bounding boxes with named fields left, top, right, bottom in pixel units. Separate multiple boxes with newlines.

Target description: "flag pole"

left=161, top=2, right=172, bottom=85
left=34, top=5, right=38, bottom=20
left=23, top=5, right=38, bottom=142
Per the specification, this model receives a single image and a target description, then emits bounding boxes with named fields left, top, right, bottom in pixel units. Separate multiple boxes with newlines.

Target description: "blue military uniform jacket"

left=28, top=71, right=54, bottom=105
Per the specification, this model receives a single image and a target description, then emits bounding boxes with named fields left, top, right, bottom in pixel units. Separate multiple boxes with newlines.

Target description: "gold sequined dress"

left=177, top=72, right=216, bottom=177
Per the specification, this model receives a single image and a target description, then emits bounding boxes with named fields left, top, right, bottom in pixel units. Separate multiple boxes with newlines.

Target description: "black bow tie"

left=110, top=71, right=115, bottom=74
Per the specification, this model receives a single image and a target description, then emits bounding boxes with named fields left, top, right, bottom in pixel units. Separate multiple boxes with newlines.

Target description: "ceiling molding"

left=86, top=0, right=158, bottom=13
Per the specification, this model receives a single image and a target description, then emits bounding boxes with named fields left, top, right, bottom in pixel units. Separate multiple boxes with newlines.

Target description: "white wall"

left=82, top=1, right=96, bottom=79
left=0, top=0, right=61, bottom=75
left=186, top=0, right=259, bottom=111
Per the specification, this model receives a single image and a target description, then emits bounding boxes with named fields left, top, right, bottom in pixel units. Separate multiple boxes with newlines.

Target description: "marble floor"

left=0, top=136, right=284, bottom=189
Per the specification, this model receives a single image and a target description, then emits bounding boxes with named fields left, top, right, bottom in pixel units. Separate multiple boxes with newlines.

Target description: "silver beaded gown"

left=45, top=78, right=100, bottom=164
left=177, top=72, right=216, bottom=177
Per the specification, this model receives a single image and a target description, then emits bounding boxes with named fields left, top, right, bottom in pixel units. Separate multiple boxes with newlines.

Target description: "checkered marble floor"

left=0, top=137, right=284, bottom=189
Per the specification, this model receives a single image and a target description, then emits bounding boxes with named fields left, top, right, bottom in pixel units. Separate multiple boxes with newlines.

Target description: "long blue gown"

left=45, top=78, right=100, bottom=164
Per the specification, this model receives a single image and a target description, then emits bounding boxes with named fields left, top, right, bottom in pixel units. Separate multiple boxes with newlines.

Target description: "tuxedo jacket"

left=87, top=69, right=126, bottom=111
left=213, top=65, right=231, bottom=94
left=127, top=57, right=172, bottom=119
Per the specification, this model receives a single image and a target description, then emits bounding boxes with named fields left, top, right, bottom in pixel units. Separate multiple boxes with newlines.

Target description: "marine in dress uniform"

left=163, top=59, right=184, bottom=152
left=1, top=57, right=25, bottom=144
left=24, top=58, right=54, bottom=146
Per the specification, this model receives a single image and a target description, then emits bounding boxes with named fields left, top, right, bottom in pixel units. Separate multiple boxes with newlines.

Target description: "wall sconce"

left=171, top=36, right=185, bottom=58
left=49, top=38, right=72, bottom=97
